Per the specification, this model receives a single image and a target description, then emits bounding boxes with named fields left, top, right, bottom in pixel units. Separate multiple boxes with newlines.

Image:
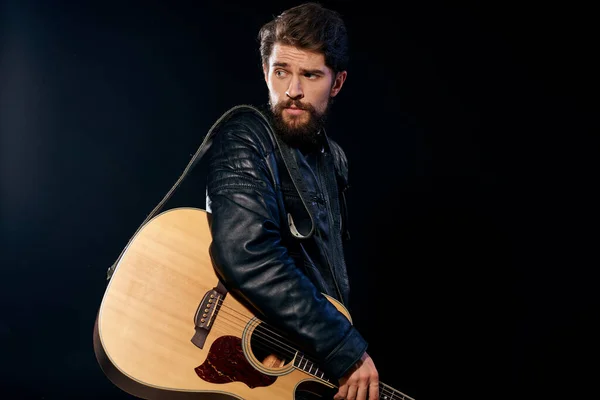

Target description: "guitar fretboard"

left=293, top=353, right=332, bottom=383
left=379, top=383, right=416, bottom=400
left=293, top=354, right=415, bottom=400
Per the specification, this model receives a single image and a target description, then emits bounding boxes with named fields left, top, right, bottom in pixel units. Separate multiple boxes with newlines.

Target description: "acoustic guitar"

left=93, top=207, right=415, bottom=400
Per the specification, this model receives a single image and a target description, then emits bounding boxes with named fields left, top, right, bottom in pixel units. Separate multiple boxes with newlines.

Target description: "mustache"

left=279, top=99, right=314, bottom=112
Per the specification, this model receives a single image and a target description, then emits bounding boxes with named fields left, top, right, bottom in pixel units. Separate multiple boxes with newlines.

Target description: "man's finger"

left=369, top=382, right=380, bottom=400
left=334, top=385, right=348, bottom=400
left=347, top=385, right=358, bottom=400
left=357, top=385, right=369, bottom=400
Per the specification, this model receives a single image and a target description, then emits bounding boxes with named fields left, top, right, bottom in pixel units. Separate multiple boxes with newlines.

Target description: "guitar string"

left=213, top=298, right=336, bottom=368
left=206, top=297, right=410, bottom=399
left=211, top=304, right=312, bottom=363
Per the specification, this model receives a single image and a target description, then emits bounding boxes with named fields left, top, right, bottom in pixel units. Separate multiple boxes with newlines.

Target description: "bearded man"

left=205, top=3, right=380, bottom=400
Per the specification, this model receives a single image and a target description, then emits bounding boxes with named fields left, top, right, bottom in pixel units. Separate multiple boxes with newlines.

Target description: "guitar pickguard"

left=194, top=335, right=277, bottom=388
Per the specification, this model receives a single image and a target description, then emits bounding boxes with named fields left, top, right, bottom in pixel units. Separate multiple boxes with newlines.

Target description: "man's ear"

left=330, top=71, right=347, bottom=97
left=263, top=63, right=269, bottom=84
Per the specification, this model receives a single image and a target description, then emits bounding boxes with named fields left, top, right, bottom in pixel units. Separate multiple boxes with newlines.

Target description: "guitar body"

left=93, top=207, right=343, bottom=400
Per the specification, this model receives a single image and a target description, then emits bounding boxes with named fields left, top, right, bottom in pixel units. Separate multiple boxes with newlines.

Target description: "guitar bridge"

left=191, top=281, right=228, bottom=349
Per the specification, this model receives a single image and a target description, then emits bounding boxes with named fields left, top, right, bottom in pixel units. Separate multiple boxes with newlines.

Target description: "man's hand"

left=334, top=352, right=379, bottom=400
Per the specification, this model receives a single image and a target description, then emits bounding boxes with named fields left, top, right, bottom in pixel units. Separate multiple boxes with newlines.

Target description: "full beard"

left=269, top=98, right=329, bottom=152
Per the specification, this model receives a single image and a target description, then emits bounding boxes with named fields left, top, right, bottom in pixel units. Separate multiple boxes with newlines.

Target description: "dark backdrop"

left=1, top=0, right=596, bottom=399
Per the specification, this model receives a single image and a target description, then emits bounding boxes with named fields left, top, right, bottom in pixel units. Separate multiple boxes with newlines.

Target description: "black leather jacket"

left=205, top=104, right=367, bottom=380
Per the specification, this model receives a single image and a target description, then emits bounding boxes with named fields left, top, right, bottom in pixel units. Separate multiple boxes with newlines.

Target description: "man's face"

left=263, top=43, right=347, bottom=148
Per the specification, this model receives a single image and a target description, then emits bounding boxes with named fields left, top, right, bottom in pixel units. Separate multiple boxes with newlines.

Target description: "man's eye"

left=275, top=70, right=286, bottom=77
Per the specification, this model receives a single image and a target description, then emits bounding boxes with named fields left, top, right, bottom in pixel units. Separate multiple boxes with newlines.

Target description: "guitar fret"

left=294, top=354, right=329, bottom=382
left=380, top=385, right=414, bottom=400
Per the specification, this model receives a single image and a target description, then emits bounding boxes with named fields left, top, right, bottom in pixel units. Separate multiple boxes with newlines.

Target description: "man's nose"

left=285, top=77, right=304, bottom=100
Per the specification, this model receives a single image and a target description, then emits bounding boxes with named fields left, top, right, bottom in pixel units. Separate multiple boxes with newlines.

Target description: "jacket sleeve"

left=205, top=117, right=367, bottom=380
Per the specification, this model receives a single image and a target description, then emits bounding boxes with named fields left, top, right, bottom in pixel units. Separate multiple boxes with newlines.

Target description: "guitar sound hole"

left=250, top=322, right=294, bottom=368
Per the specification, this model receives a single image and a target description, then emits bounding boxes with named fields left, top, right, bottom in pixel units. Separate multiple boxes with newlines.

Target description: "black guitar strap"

left=269, top=126, right=317, bottom=240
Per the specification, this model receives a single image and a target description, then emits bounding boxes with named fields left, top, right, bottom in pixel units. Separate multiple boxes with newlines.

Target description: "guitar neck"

left=379, top=382, right=416, bottom=400
left=293, top=353, right=414, bottom=400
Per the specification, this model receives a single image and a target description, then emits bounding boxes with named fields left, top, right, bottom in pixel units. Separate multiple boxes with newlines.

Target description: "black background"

left=1, top=0, right=597, bottom=399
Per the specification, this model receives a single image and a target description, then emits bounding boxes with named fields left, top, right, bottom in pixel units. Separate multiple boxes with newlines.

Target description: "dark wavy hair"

left=258, top=2, right=349, bottom=74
